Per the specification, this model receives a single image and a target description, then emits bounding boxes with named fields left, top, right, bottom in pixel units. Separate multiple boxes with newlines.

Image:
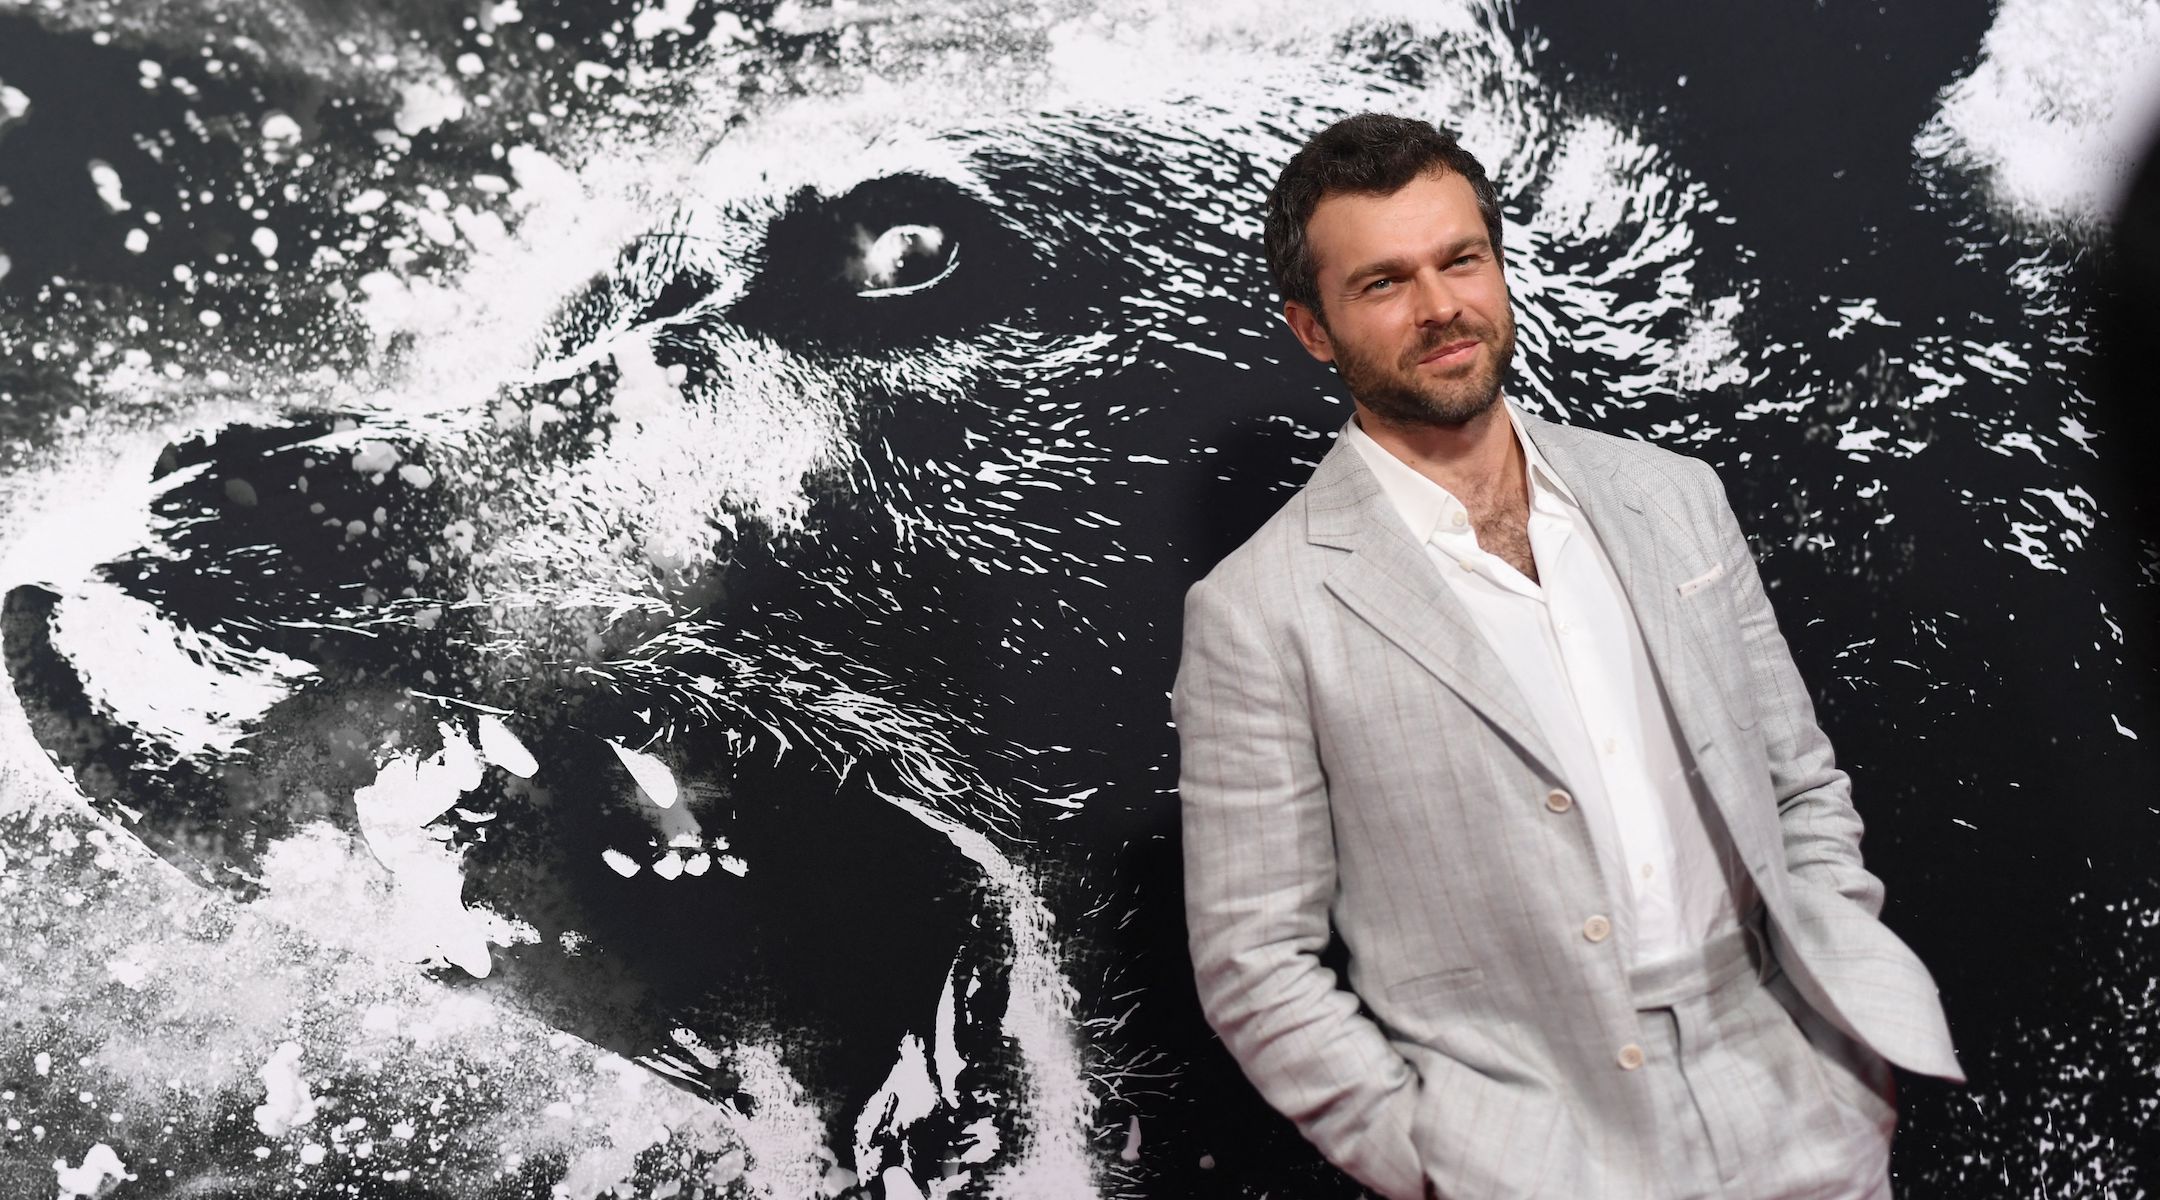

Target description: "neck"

left=1353, top=398, right=1523, bottom=505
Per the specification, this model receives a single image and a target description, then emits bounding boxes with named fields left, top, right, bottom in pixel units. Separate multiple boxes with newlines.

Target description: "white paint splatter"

left=53, top=1142, right=127, bottom=1199
left=87, top=160, right=128, bottom=213
left=1828, top=296, right=1900, bottom=341
left=416, top=208, right=459, bottom=246
left=395, top=78, right=468, bottom=135
left=1659, top=295, right=1750, bottom=393
left=350, top=727, right=510, bottom=977
left=252, top=1041, right=318, bottom=1136
left=1534, top=116, right=1642, bottom=243
left=451, top=206, right=511, bottom=253
left=350, top=439, right=401, bottom=475
left=631, top=0, right=700, bottom=42
left=352, top=270, right=470, bottom=347
left=102, top=951, right=150, bottom=990
left=1916, top=0, right=2160, bottom=230
left=1837, top=426, right=1891, bottom=455
left=505, top=145, right=580, bottom=207
left=261, top=111, right=302, bottom=143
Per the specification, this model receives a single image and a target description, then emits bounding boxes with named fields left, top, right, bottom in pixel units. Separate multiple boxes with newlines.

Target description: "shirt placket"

left=1537, top=505, right=1681, bottom=953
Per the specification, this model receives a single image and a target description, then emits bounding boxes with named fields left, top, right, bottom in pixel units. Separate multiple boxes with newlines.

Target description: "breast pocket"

left=1675, top=563, right=1758, bottom=730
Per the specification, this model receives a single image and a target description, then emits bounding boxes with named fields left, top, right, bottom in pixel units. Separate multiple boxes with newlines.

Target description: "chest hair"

left=1469, top=491, right=1538, bottom=584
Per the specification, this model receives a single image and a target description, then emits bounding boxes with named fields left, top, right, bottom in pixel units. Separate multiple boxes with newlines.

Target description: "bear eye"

left=732, top=173, right=1025, bottom=346
left=850, top=223, right=958, bottom=297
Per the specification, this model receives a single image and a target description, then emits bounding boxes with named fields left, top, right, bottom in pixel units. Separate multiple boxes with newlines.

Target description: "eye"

left=731, top=174, right=1026, bottom=346
left=849, top=223, right=958, bottom=297
left=1366, top=277, right=1395, bottom=293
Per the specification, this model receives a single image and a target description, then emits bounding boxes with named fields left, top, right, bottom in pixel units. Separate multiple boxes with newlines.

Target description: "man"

left=1174, top=113, right=1962, bottom=1200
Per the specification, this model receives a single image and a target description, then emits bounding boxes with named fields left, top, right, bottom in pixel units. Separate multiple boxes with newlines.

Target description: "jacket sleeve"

left=1694, top=458, right=1886, bottom=916
left=1173, top=572, right=1426, bottom=1200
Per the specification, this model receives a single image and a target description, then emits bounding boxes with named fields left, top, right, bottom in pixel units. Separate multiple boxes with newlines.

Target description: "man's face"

left=1286, top=168, right=1516, bottom=427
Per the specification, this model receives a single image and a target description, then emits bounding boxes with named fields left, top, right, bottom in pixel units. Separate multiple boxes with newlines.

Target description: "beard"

left=1331, top=305, right=1516, bottom=428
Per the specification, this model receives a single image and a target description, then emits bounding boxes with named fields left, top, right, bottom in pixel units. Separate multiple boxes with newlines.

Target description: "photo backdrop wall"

left=0, top=1, right=2155, bottom=1196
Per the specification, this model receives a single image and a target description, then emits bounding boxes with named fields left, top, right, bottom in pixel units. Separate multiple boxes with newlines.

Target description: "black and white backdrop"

left=0, top=1, right=2155, bottom=1196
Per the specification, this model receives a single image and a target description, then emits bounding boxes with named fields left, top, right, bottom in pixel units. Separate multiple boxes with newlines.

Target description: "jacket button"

left=1582, top=915, right=1611, bottom=943
left=1544, top=788, right=1573, bottom=813
left=1617, top=1044, right=1645, bottom=1070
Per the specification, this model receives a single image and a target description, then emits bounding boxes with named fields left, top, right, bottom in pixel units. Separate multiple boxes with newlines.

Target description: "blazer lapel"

left=1306, top=436, right=1566, bottom=784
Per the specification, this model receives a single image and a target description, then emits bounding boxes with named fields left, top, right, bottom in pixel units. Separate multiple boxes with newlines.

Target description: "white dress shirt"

left=1345, top=406, right=1753, bottom=968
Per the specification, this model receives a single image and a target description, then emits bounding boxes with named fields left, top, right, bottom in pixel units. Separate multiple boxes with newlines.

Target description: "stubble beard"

left=1332, top=307, right=1517, bottom=429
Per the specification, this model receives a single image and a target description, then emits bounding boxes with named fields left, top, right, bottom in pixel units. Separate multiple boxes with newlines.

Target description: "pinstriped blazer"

left=1173, top=413, right=1960, bottom=1200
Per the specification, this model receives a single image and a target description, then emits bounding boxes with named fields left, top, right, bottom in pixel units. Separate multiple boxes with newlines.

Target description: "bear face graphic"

left=0, top=1, right=2131, bottom=1197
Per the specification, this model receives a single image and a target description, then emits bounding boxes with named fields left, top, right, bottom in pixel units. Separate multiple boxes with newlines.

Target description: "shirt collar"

left=1507, top=403, right=1579, bottom=509
left=1343, top=399, right=1579, bottom=545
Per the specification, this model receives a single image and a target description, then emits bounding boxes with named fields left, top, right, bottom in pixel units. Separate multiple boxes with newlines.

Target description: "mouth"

left=2, top=563, right=1096, bottom=1197
left=1415, top=338, right=1482, bottom=368
left=595, top=751, right=1058, bottom=1198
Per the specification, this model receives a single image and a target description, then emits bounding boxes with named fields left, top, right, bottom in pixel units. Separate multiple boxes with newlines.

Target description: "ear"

left=1282, top=300, right=1335, bottom=364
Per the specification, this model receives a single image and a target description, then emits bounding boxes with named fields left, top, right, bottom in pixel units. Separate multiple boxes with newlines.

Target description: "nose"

left=1406, top=268, right=1461, bottom=329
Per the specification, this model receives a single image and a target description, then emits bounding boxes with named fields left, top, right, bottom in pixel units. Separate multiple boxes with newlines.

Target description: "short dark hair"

left=1263, top=113, right=1504, bottom=319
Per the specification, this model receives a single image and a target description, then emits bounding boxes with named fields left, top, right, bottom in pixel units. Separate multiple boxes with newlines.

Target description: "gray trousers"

left=1628, top=923, right=1898, bottom=1200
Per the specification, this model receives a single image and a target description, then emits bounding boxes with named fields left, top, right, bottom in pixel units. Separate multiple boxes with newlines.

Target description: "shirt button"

left=1582, top=914, right=1611, bottom=943
left=1617, top=1044, right=1645, bottom=1071
left=1602, top=737, right=1618, bottom=756
left=1640, top=863, right=1656, bottom=880
left=1459, top=559, right=1476, bottom=572
left=1451, top=511, right=1468, bottom=529
left=1544, top=789, right=1573, bottom=813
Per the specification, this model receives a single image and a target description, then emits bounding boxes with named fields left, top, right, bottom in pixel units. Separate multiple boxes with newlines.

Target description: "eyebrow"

left=1341, top=235, right=1492, bottom=288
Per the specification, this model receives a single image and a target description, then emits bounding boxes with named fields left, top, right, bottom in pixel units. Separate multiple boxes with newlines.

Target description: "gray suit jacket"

left=1174, top=414, right=1960, bottom=1200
